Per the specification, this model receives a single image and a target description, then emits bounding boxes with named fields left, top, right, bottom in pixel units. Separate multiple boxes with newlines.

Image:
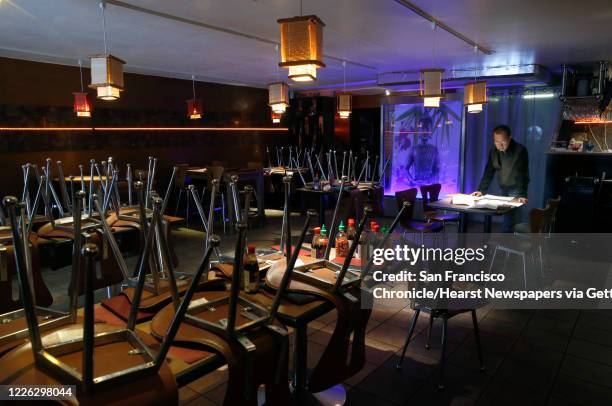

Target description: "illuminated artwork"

left=383, top=100, right=462, bottom=197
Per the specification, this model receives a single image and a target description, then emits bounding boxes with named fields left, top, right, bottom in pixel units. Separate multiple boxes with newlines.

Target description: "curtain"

left=463, top=87, right=562, bottom=223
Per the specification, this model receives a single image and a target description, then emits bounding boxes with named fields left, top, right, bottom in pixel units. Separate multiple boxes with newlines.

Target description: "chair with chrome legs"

left=396, top=264, right=486, bottom=389
left=420, top=183, right=460, bottom=233
left=204, top=166, right=228, bottom=234
left=172, top=164, right=192, bottom=227
left=395, top=188, right=443, bottom=245
left=489, top=198, right=559, bottom=286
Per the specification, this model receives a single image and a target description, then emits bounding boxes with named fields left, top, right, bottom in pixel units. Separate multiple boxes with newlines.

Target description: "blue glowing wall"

left=382, top=100, right=462, bottom=197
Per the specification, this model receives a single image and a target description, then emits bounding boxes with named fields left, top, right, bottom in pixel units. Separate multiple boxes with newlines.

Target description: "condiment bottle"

left=346, top=218, right=357, bottom=256
left=335, top=221, right=349, bottom=258
left=311, top=227, right=322, bottom=259
left=243, top=245, right=260, bottom=293
left=318, top=225, right=328, bottom=259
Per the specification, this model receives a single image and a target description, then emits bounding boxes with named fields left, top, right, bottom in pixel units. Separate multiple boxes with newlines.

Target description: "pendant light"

left=337, top=61, right=351, bottom=119
left=89, top=0, right=125, bottom=101
left=73, top=60, right=92, bottom=118
left=187, top=74, right=203, bottom=119
left=420, top=22, right=443, bottom=108
left=464, top=46, right=487, bottom=113
left=271, top=111, right=282, bottom=124
left=269, top=45, right=289, bottom=122
left=277, top=0, right=325, bottom=82
left=269, top=83, right=289, bottom=113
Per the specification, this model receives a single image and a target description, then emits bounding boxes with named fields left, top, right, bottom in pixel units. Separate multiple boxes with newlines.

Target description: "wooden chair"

left=420, top=183, right=460, bottom=232
left=395, top=188, right=443, bottom=245
left=489, top=198, right=559, bottom=287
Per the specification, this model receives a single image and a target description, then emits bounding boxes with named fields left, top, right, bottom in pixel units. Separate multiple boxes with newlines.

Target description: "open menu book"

left=450, top=194, right=524, bottom=210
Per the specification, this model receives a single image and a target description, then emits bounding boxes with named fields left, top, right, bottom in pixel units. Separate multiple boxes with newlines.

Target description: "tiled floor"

left=39, top=210, right=612, bottom=405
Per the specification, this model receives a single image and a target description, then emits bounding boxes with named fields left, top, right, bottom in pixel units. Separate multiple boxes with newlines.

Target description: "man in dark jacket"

left=472, top=125, right=529, bottom=232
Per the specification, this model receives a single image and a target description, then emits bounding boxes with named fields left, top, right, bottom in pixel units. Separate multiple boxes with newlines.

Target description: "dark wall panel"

left=0, top=57, right=287, bottom=196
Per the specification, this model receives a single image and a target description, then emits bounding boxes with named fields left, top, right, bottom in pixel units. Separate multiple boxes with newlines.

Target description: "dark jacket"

left=477, top=139, right=529, bottom=197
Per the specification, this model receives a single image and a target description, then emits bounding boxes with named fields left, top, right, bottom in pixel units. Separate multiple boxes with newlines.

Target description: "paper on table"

left=473, top=198, right=523, bottom=209
left=450, top=193, right=523, bottom=209
left=481, top=194, right=515, bottom=201
left=450, top=194, right=476, bottom=206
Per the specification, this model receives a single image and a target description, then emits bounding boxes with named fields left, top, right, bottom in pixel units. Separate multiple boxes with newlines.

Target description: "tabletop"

left=429, top=196, right=521, bottom=216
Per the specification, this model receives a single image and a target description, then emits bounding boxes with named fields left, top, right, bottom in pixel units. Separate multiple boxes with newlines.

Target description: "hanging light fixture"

left=187, top=74, right=203, bottom=119
left=464, top=82, right=487, bottom=113
left=271, top=111, right=282, bottom=124
left=73, top=60, right=92, bottom=118
left=89, top=1, right=125, bottom=100
left=269, top=82, right=290, bottom=113
left=420, top=21, right=443, bottom=108
left=464, top=46, right=487, bottom=113
left=278, top=1, right=325, bottom=82
left=420, top=69, right=444, bottom=108
left=337, top=61, right=351, bottom=119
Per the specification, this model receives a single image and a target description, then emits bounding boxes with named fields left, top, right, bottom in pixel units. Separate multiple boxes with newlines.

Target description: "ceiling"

left=0, top=0, right=610, bottom=91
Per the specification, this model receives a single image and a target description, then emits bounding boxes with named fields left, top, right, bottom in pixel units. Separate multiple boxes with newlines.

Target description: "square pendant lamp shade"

left=89, top=54, right=125, bottom=100
left=337, top=94, right=352, bottom=118
left=278, top=15, right=325, bottom=82
left=73, top=92, right=92, bottom=118
left=187, top=99, right=203, bottom=119
left=420, top=69, right=444, bottom=108
left=464, top=81, right=487, bottom=113
left=269, top=82, right=290, bottom=113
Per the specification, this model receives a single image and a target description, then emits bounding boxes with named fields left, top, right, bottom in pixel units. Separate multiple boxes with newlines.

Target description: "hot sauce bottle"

left=335, top=221, right=349, bottom=258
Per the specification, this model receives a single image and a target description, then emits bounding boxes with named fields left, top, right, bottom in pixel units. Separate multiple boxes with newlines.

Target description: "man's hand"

left=471, top=191, right=483, bottom=197
left=518, top=197, right=528, bottom=204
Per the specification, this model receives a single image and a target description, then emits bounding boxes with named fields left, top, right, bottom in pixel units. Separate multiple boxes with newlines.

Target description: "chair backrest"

left=545, top=196, right=561, bottom=233
left=395, top=188, right=418, bottom=227
left=173, top=164, right=189, bottom=188
left=0, top=234, right=53, bottom=313
left=420, top=183, right=442, bottom=211
left=246, top=161, right=262, bottom=170
left=529, top=197, right=560, bottom=234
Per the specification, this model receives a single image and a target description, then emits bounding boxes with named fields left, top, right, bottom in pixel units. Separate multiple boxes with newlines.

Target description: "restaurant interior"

left=1, top=0, right=612, bottom=405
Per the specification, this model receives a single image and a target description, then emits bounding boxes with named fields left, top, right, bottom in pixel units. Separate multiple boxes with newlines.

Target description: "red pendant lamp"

left=73, top=60, right=92, bottom=118
left=187, top=75, right=203, bottom=119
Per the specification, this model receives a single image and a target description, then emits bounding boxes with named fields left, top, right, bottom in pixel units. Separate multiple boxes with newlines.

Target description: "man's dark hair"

left=493, top=125, right=511, bottom=138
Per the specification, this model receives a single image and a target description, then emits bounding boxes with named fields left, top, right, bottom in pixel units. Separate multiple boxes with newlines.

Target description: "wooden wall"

left=0, top=57, right=288, bottom=196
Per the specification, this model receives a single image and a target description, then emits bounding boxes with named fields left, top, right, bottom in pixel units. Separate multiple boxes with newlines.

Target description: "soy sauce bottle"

left=243, top=245, right=260, bottom=293
left=311, top=227, right=322, bottom=259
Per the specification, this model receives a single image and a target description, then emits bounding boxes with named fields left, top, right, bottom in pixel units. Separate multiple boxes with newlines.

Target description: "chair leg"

left=538, top=244, right=544, bottom=277
left=174, top=188, right=183, bottom=215
left=221, top=193, right=227, bottom=234
left=487, top=246, right=498, bottom=275
left=425, top=312, right=434, bottom=349
left=186, top=189, right=190, bottom=229
left=438, top=317, right=448, bottom=389
left=521, top=252, right=527, bottom=290
left=396, top=309, right=420, bottom=369
left=471, top=310, right=485, bottom=371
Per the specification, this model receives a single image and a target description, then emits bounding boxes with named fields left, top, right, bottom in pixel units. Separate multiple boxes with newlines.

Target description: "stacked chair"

left=0, top=154, right=416, bottom=405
